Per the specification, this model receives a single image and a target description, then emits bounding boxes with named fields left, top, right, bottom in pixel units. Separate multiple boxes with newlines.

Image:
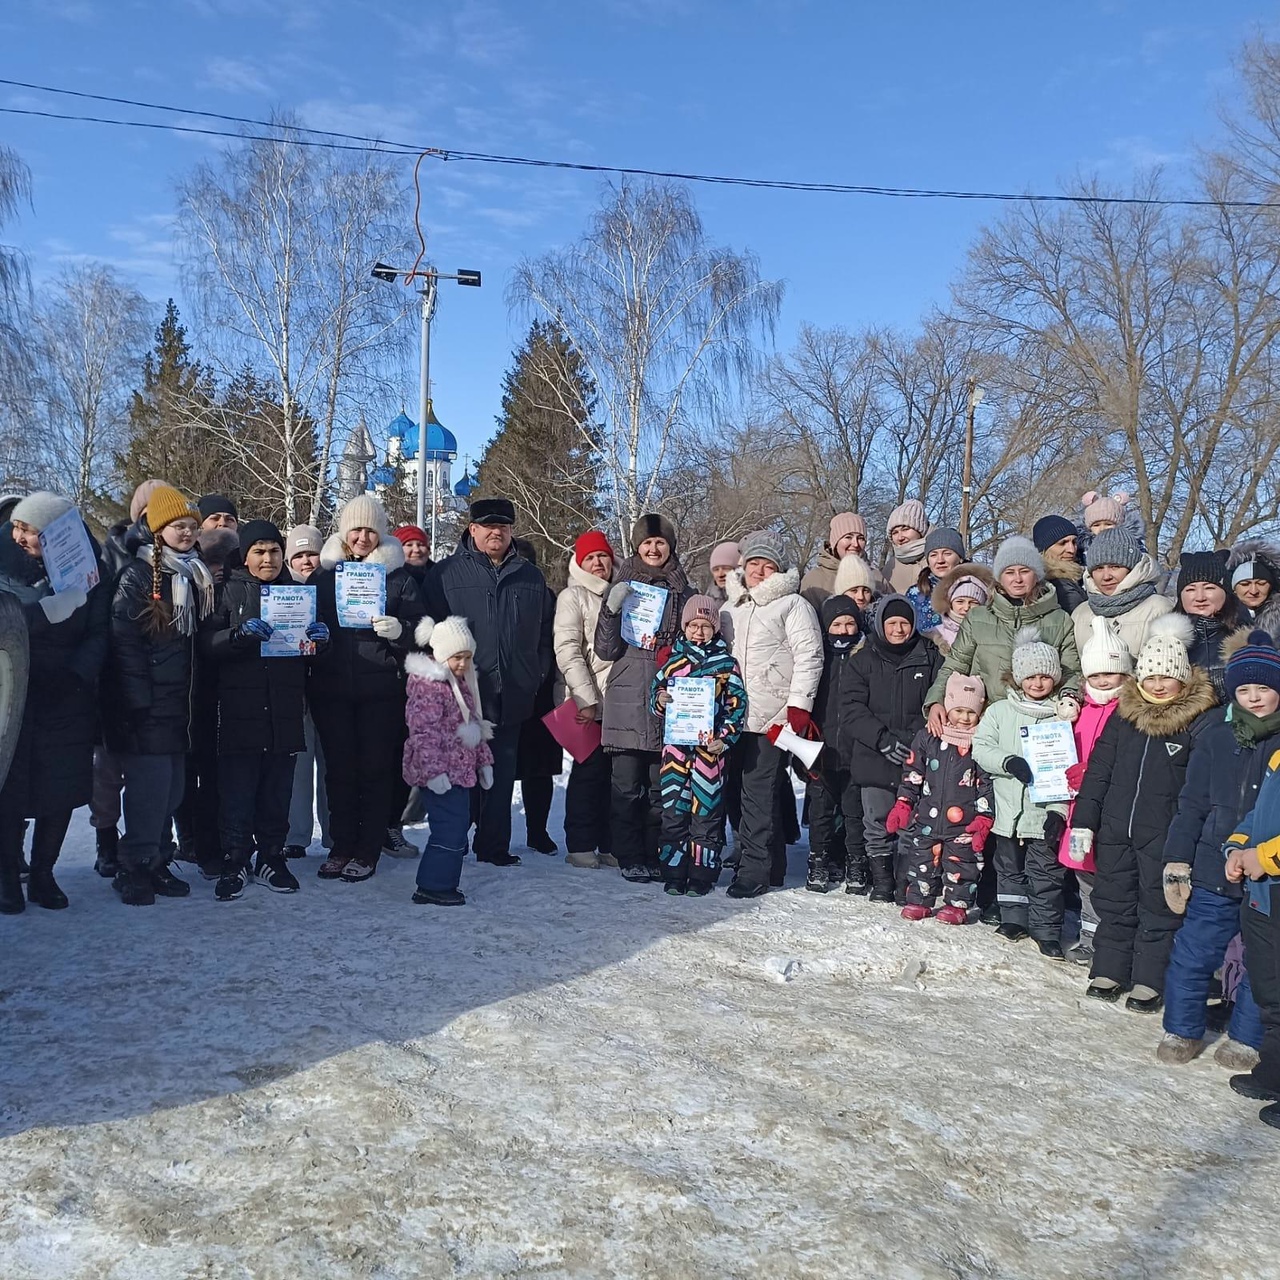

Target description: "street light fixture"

left=370, top=263, right=482, bottom=540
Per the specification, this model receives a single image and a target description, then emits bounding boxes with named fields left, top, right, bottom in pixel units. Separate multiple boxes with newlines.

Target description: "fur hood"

left=1043, top=551, right=1084, bottom=583
left=1117, top=668, right=1217, bottom=736
left=320, top=532, right=406, bottom=573
left=1226, top=537, right=1280, bottom=580
left=930, top=562, right=995, bottom=619
left=726, top=564, right=801, bottom=608
left=403, top=651, right=493, bottom=742
left=567, top=554, right=612, bottom=596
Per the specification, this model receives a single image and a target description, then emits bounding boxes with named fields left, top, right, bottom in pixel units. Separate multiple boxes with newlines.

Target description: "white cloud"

left=202, top=57, right=271, bottom=97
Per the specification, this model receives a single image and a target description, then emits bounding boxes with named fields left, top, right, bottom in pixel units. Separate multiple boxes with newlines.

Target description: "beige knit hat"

left=1081, top=615, right=1134, bottom=678
left=338, top=494, right=389, bottom=538
left=829, top=512, right=867, bottom=545
left=130, top=478, right=166, bottom=523
left=833, top=554, right=874, bottom=595
left=887, top=499, right=927, bottom=536
left=1135, top=614, right=1194, bottom=685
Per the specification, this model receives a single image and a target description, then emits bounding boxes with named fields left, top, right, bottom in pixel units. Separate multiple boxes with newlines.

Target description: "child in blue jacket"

left=1157, top=632, right=1276, bottom=1068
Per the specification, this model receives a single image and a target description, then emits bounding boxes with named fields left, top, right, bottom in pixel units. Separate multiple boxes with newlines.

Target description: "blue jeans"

left=1163, top=887, right=1263, bottom=1047
left=416, top=786, right=472, bottom=891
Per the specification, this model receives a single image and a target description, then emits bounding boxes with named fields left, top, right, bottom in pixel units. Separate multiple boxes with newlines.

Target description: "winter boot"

left=526, top=830, right=559, bottom=856
left=598, top=852, right=620, bottom=869
left=935, top=904, right=969, bottom=926
left=901, top=904, right=932, bottom=921
left=1066, top=936, right=1095, bottom=968
left=0, top=850, right=24, bottom=915
left=1229, top=1073, right=1280, bottom=1103
left=113, top=868, right=155, bottom=906
left=382, top=828, right=418, bottom=858
left=25, top=821, right=68, bottom=910
left=726, top=877, right=768, bottom=899
left=150, top=862, right=191, bottom=897
left=844, top=857, right=871, bottom=896
left=412, top=887, right=466, bottom=906
left=1261, top=1102, right=1280, bottom=1130
left=283, top=844, right=308, bottom=860
left=1156, top=1034, right=1203, bottom=1065
left=995, top=922, right=1029, bottom=943
left=1215, top=1039, right=1262, bottom=1071
left=566, top=850, right=600, bottom=869
left=94, top=827, right=121, bottom=878
left=1125, top=985, right=1163, bottom=1015
left=1086, top=977, right=1124, bottom=1003
left=1035, top=939, right=1066, bottom=962
left=805, top=855, right=832, bottom=893
left=867, top=856, right=895, bottom=903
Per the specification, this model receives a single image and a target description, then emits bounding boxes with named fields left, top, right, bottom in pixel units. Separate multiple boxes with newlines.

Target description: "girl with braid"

left=103, top=486, right=215, bottom=906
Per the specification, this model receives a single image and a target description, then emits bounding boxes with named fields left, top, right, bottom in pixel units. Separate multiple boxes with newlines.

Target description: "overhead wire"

left=1, top=75, right=1278, bottom=209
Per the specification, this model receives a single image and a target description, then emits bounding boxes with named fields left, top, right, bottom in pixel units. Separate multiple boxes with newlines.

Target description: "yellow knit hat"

left=145, top=485, right=200, bottom=535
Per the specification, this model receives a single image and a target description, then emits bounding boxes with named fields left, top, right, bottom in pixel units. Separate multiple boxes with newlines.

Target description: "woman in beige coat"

left=1071, top=527, right=1171, bottom=663
left=553, top=531, right=617, bottom=868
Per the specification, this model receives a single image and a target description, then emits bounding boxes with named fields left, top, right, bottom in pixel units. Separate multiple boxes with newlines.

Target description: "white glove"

left=478, top=765, right=494, bottom=790
left=372, top=615, right=402, bottom=641
left=39, top=587, right=87, bottom=624
left=606, top=581, right=633, bottom=613
left=1067, top=828, right=1093, bottom=863
left=426, top=773, right=451, bottom=795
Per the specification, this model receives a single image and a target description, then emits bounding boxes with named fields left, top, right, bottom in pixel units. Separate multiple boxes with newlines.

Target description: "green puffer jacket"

left=925, top=583, right=1080, bottom=709
left=971, top=688, right=1070, bottom=839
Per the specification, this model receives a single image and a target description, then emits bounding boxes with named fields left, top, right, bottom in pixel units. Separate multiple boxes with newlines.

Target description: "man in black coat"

left=422, top=497, right=554, bottom=866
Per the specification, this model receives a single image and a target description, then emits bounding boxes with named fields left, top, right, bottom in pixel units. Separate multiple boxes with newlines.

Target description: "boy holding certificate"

left=650, top=596, right=747, bottom=896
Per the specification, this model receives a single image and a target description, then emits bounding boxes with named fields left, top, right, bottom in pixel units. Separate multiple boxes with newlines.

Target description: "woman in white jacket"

left=720, top=529, right=824, bottom=897
left=553, top=531, right=617, bottom=869
left=1071, top=527, right=1171, bottom=662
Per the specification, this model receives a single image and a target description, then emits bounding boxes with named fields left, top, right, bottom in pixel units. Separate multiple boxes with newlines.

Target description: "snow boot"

left=621, top=864, right=653, bottom=884
left=113, top=868, right=155, bottom=906
left=844, top=857, right=871, bottom=896
left=1229, top=1073, right=1280, bottom=1103
left=995, top=922, right=1029, bottom=943
left=526, top=830, right=559, bottom=856
left=565, top=850, right=600, bottom=869
left=598, top=852, right=620, bottom=869
left=412, top=887, right=466, bottom=906
left=664, top=881, right=688, bottom=897
left=1066, top=937, right=1095, bottom=968
left=901, top=904, right=932, bottom=921
left=867, top=857, right=895, bottom=902
left=726, top=877, right=767, bottom=899
left=1086, top=977, right=1124, bottom=1003
left=979, top=903, right=1002, bottom=927
left=150, top=862, right=191, bottom=897
left=1215, top=1039, right=1261, bottom=1071
left=26, top=823, right=68, bottom=910
left=935, top=904, right=969, bottom=926
left=382, top=828, right=418, bottom=858
left=806, top=855, right=832, bottom=893
left=283, top=844, right=308, bottom=860
left=476, top=851, right=521, bottom=867
left=1261, top=1102, right=1280, bottom=1130
left=685, top=881, right=713, bottom=897
left=1125, top=985, right=1163, bottom=1015
left=1156, top=1034, right=1203, bottom=1065
left=94, top=827, right=120, bottom=878
left=1035, top=939, right=1066, bottom=962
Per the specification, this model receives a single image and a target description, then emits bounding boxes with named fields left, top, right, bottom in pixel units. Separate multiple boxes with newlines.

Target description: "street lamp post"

left=372, top=262, right=481, bottom=543
left=961, top=378, right=984, bottom=545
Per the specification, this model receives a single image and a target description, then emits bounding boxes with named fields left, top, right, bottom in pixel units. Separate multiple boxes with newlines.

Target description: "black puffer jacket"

left=1181, top=606, right=1243, bottom=701
left=0, top=526, right=110, bottom=813
left=812, top=597, right=864, bottom=768
left=309, top=534, right=425, bottom=703
left=1072, top=671, right=1219, bottom=862
left=838, top=598, right=943, bottom=789
left=103, top=544, right=202, bottom=756
left=199, top=566, right=322, bottom=755
left=423, top=534, right=554, bottom=726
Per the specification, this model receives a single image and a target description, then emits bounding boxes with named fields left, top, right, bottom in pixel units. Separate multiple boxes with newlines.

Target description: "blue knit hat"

left=1032, top=515, right=1078, bottom=553
left=1226, top=630, right=1280, bottom=698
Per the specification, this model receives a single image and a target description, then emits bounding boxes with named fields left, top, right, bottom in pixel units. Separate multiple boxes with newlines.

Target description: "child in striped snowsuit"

left=651, top=595, right=747, bottom=896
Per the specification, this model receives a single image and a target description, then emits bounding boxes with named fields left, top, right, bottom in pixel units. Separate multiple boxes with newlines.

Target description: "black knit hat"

left=238, top=518, right=283, bottom=558
left=630, top=512, right=677, bottom=553
left=198, top=493, right=238, bottom=521
left=821, top=595, right=862, bottom=633
left=874, top=594, right=916, bottom=643
left=1032, top=515, right=1078, bottom=553
left=1177, top=549, right=1230, bottom=597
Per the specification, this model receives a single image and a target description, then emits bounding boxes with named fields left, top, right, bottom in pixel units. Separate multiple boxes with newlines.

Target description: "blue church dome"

left=454, top=470, right=477, bottom=498
left=387, top=403, right=457, bottom=461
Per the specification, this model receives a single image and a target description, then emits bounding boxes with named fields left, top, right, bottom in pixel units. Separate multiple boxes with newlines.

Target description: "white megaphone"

left=775, top=725, right=823, bottom=770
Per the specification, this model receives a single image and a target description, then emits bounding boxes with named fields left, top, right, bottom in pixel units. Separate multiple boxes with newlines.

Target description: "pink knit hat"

left=829, top=512, right=867, bottom=545
left=709, top=541, right=741, bottom=571
left=887, top=499, right=927, bottom=537
left=681, top=594, right=721, bottom=633
left=943, top=672, right=986, bottom=715
left=129, top=478, right=166, bottom=523
left=1082, top=491, right=1126, bottom=529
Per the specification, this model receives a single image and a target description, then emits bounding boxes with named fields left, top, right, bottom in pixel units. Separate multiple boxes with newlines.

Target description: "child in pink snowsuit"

left=1060, top=616, right=1133, bottom=963
left=403, top=616, right=494, bottom=906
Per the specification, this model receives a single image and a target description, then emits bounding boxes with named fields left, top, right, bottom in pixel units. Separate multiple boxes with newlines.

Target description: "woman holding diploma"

left=595, top=513, right=693, bottom=883
left=309, top=495, right=424, bottom=884
left=0, top=493, right=110, bottom=914
left=199, top=520, right=330, bottom=901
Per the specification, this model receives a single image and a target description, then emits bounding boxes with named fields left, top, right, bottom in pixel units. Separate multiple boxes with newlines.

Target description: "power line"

left=1, top=75, right=1276, bottom=209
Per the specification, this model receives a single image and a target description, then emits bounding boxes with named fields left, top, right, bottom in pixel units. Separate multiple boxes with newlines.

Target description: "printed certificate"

left=260, top=585, right=317, bottom=657
left=335, top=561, right=386, bottom=629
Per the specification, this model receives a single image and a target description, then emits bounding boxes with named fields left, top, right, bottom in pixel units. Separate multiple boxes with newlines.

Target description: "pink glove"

left=885, top=799, right=912, bottom=835
left=965, top=815, right=994, bottom=854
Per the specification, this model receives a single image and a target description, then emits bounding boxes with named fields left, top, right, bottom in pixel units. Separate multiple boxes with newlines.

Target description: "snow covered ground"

left=2, top=773, right=1277, bottom=1279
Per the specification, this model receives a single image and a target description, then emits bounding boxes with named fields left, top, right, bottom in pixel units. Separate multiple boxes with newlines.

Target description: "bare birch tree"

left=510, top=179, right=783, bottom=546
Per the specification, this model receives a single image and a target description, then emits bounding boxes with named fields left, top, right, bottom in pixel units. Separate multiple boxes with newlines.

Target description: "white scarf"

left=136, top=544, right=216, bottom=636
left=894, top=536, right=927, bottom=566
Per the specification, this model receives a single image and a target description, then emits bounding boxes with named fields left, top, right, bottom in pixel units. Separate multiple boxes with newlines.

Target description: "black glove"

left=1003, top=755, right=1034, bottom=786
left=880, top=739, right=910, bottom=767
left=1043, top=811, right=1066, bottom=849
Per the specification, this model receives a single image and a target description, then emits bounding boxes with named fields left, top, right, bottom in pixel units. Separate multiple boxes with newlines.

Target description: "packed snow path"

left=2, top=794, right=1276, bottom=1279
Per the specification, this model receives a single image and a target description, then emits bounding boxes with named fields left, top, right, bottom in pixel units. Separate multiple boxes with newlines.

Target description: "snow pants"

left=118, top=753, right=186, bottom=874
left=415, top=786, right=471, bottom=893
left=1241, top=894, right=1280, bottom=1093
left=287, top=711, right=330, bottom=850
left=1163, top=888, right=1262, bottom=1047
left=860, top=784, right=898, bottom=898
left=564, top=745, right=612, bottom=856
left=1091, top=836, right=1182, bottom=992
left=994, top=834, right=1064, bottom=941
left=807, top=766, right=866, bottom=881
left=659, top=801, right=724, bottom=887
left=904, top=834, right=983, bottom=910
left=735, top=732, right=789, bottom=890
left=218, top=752, right=295, bottom=869
left=609, top=749, right=662, bottom=872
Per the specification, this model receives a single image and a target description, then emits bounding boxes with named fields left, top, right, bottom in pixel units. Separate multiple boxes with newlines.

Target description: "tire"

left=0, top=592, right=30, bottom=791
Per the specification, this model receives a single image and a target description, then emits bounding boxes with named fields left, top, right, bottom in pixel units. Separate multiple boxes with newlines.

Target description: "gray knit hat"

left=993, top=536, right=1045, bottom=582
left=1085, top=527, right=1142, bottom=573
left=924, top=526, right=966, bottom=559
left=740, top=528, right=787, bottom=572
left=1011, top=625, right=1061, bottom=684
left=10, top=491, right=75, bottom=533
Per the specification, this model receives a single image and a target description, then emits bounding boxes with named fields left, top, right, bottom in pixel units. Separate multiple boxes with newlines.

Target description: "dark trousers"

left=312, top=695, right=405, bottom=865
left=904, top=835, right=983, bottom=909
left=860, top=784, right=897, bottom=895
left=736, top=732, right=788, bottom=889
left=416, top=786, right=471, bottom=891
left=90, top=746, right=123, bottom=831
left=609, top=749, right=661, bottom=870
left=1163, top=888, right=1263, bottom=1046
left=473, top=723, right=521, bottom=858
left=523, top=777, right=553, bottom=839
left=174, top=738, right=220, bottom=865
left=1092, top=837, right=1183, bottom=991
left=807, top=767, right=866, bottom=876
left=119, top=753, right=187, bottom=873
left=1242, top=894, right=1280, bottom=1091
left=217, top=752, right=296, bottom=868
left=994, top=834, right=1064, bottom=939
left=564, top=746, right=612, bottom=855
left=389, top=774, right=412, bottom=829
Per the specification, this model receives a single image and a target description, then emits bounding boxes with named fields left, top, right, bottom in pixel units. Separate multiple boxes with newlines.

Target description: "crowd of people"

left=0, top=480, right=1277, bottom=1132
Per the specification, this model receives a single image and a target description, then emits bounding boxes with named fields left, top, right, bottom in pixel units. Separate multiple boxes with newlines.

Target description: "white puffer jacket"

left=1071, top=555, right=1172, bottom=662
left=553, top=556, right=613, bottom=710
left=720, top=566, right=824, bottom=734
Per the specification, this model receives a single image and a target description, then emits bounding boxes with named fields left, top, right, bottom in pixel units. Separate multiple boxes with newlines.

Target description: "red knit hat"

left=393, top=525, right=429, bottom=547
left=574, top=530, right=615, bottom=566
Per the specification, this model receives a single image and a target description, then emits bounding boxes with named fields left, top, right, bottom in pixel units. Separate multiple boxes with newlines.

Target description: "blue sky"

left=2, top=0, right=1275, bottom=476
